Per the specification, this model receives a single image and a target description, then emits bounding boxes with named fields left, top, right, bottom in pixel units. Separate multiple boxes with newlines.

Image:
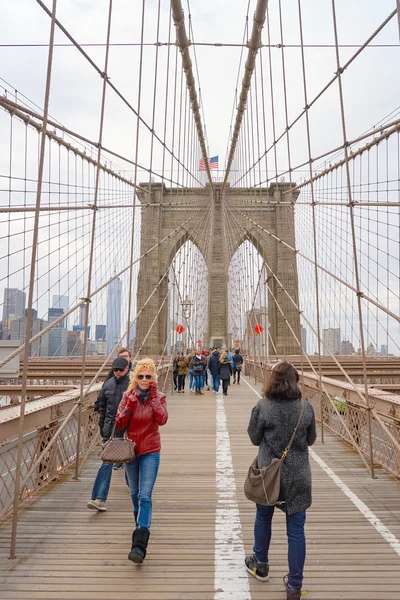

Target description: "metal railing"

left=245, top=359, right=400, bottom=479
left=0, top=364, right=173, bottom=525
left=0, top=389, right=99, bottom=522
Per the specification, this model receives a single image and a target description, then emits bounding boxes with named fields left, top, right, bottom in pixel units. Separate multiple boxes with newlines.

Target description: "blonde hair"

left=128, top=357, right=157, bottom=391
left=219, top=351, right=227, bottom=363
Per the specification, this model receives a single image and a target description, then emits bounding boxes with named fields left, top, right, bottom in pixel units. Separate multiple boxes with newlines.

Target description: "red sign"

left=254, top=324, right=263, bottom=335
left=234, top=339, right=240, bottom=347
left=197, top=339, right=202, bottom=346
left=176, top=324, right=184, bottom=334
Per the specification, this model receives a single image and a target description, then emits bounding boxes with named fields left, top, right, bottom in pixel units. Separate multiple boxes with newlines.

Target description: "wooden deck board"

left=0, top=376, right=399, bottom=599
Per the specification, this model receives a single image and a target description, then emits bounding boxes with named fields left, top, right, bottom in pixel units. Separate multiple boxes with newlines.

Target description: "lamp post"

left=181, top=296, right=192, bottom=353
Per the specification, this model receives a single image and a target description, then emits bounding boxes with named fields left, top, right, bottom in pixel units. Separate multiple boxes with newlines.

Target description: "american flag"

left=199, top=155, right=219, bottom=170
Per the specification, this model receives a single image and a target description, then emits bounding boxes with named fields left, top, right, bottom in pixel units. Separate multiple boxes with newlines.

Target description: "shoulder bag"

left=101, top=424, right=136, bottom=464
left=244, top=400, right=305, bottom=506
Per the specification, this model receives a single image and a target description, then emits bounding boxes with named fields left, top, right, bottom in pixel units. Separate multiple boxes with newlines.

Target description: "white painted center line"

left=242, top=375, right=400, bottom=558
left=215, top=391, right=251, bottom=600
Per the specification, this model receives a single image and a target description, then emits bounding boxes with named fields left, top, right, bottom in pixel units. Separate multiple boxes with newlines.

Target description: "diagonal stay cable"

left=227, top=200, right=400, bottom=325
left=223, top=0, right=269, bottom=189
left=170, top=0, right=213, bottom=187
left=0, top=196, right=212, bottom=369
left=34, top=0, right=203, bottom=188
left=233, top=8, right=398, bottom=188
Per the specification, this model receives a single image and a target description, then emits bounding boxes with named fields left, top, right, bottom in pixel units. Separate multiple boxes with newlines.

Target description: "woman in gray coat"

left=245, top=361, right=316, bottom=600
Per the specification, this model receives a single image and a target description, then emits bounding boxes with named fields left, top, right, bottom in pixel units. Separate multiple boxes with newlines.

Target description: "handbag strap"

left=109, top=422, right=128, bottom=440
left=281, top=400, right=305, bottom=460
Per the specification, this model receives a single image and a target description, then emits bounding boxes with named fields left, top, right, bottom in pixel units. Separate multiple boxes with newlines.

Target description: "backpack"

left=193, top=357, right=204, bottom=373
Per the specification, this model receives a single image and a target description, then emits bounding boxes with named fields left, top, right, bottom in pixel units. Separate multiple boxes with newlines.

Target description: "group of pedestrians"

left=88, top=348, right=315, bottom=600
left=173, top=347, right=244, bottom=396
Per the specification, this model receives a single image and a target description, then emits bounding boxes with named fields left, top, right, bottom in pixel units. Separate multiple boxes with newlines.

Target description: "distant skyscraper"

left=95, top=325, right=107, bottom=341
left=300, top=325, right=307, bottom=354
left=48, top=307, right=64, bottom=323
left=107, top=278, right=122, bottom=354
left=322, top=328, right=341, bottom=356
left=48, top=307, right=68, bottom=356
left=2, top=288, right=26, bottom=323
left=79, top=303, right=86, bottom=327
left=52, top=295, right=69, bottom=328
left=381, top=344, right=388, bottom=356
left=10, top=309, right=49, bottom=357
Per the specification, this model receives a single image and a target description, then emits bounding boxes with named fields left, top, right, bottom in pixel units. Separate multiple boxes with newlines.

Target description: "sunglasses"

left=137, top=374, right=152, bottom=380
left=113, top=368, right=125, bottom=373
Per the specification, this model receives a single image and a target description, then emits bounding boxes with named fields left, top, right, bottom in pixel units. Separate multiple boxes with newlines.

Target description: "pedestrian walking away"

left=219, top=351, right=232, bottom=396
left=245, top=361, right=316, bottom=600
left=176, top=352, right=188, bottom=392
left=188, top=350, right=195, bottom=393
left=115, top=357, right=168, bottom=564
left=232, top=348, right=244, bottom=384
left=193, top=351, right=206, bottom=395
left=173, top=353, right=179, bottom=391
left=208, top=348, right=221, bottom=392
left=87, top=357, right=130, bottom=512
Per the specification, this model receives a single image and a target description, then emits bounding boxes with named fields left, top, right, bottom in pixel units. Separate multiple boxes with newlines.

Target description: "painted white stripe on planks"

left=242, top=375, right=400, bottom=558
left=309, top=448, right=400, bottom=556
left=214, top=391, right=251, bottom=600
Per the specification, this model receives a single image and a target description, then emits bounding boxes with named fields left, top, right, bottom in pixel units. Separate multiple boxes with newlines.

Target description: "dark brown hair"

left=262, top=361, right=301, bottom=400
left=118, top=347, right=132, bottom=358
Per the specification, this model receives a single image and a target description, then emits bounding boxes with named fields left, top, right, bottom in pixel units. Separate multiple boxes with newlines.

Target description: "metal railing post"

left=9, top=0, right=58, bottom=560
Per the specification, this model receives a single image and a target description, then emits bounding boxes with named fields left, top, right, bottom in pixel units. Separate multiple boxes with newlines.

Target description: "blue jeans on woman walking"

left=212, top=374, right=220, bottom=392
left=125, top=452, right=160, bottom=529
left=194, top=373, right=202, bottom=392
left=189, top=368, right=194, bottom=389
left=254, top=504, right=306, bottom=590
left=91, top=462, right=113, bottom=501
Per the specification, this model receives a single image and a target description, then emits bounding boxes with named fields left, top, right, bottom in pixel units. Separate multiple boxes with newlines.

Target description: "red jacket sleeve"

left=115, top=392, right=136, bottom=430
left=151, top=395, right=168, bottom=426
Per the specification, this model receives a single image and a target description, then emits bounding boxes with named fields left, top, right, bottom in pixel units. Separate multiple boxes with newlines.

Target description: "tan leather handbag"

left=244, top=400, right=305, bottom=506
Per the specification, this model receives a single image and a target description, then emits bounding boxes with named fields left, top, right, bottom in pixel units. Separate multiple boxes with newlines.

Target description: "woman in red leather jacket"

left=115, top=357, right=168, bottom=564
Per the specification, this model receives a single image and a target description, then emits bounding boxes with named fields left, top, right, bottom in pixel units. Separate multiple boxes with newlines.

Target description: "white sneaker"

left=87, top=499, right=107, bottom=511
left=189, top=388, right=195, bottom=394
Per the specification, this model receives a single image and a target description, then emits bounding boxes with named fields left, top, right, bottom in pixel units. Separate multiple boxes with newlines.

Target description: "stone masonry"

left=135, top=182, right=300, bottom=355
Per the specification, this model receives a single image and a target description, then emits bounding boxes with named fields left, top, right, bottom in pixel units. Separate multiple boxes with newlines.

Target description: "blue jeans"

left=189, top=368, right=194, bottom=389
left=194, top=373, right=202, bottom=391
left=212, top=374, right=220, bottom=392
left=91, top=462, right=113, bottom=502
left=125, top=452, right=160, bottom=529
left=254, top=504, right=306, bottom=590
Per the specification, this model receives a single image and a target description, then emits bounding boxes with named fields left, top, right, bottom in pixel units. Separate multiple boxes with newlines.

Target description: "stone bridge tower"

left=135, top=182, right=300, bottom=356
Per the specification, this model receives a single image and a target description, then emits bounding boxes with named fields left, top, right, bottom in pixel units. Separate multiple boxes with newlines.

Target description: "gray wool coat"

left=247, top=396, right=317, bottom=515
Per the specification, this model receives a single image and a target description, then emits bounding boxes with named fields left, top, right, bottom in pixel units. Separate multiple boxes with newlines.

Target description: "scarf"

left=134, top=381, right=157, bottom=403
left=137, top=388, right=150, bottom=405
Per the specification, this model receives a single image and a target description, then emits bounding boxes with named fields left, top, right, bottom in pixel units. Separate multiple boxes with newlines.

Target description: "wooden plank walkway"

left=0, top=376, right=399, bottom=599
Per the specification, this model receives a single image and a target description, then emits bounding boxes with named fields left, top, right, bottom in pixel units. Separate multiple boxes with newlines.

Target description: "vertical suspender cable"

left=127, top=0, right=146, bottom=347
left=170, top=0, right=213, bottom=188
left=331, top=0, right=375, bottom=477
left=223, top=0, right=268, bottom=189
left=74, top=0, right=114, bottom=480
left=10, top=0, right=58, bottom=560
left=297, top=0, right=324, bottom=443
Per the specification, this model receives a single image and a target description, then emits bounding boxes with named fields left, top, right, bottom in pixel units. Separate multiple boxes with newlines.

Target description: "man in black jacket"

left=104, top=348, right=132, bottom=382
left=87, top=357, right=130, bottom=511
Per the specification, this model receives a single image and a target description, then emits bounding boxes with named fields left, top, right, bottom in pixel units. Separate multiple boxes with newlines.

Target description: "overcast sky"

left=0, top=0, right=399, bottom=354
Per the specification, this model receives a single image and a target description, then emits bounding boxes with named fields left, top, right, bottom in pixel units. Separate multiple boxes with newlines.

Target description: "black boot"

left=128, top=528, right=150, bottom=564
